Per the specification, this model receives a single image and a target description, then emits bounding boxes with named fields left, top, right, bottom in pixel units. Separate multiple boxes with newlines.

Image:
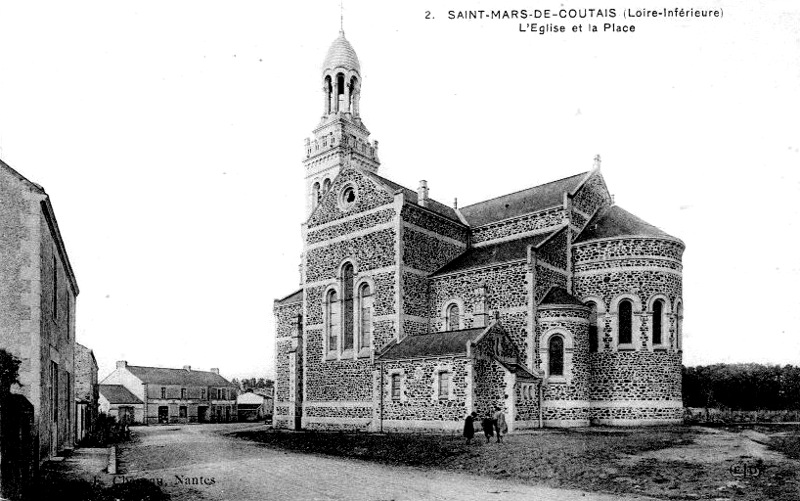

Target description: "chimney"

left=210, top=368, right=220, bottom=375
left=417, top=180, right=429, bottom=207
left=183, top=365, right=191, bottom=371
left=116, top=360, right=127, bottom=369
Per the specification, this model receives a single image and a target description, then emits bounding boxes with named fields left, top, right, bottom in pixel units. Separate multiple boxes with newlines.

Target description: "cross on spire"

left=340, top=0, right=344, bottom=34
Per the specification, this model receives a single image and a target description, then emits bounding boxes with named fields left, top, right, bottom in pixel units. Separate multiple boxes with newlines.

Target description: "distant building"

left=237, top=391, right=272, bottom=421
left=98, top=384, right=143, bottom=423
left=74, top=343, right=98, bottom=442
left=0, top=159, right=79, bottom=461
left=100, top=361, right=238, bottom=424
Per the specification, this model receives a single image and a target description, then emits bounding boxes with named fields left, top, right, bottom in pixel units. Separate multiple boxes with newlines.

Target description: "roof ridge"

left=460, top=171, right=588, bottom=209
left=128, top=364, right=216, bottom=373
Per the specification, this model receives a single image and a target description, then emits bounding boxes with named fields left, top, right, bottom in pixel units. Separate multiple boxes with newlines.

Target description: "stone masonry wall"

left=401, top=204, right=468, bottom=243
left=307, top=208, right=395, bottom=244
left=589, top=351, right=682, bottom=401
left=536, top=308, right=590, bottom=402
left=377, top=357, right=470, bottom=425
left=305, top=228, right=396, bottom=282
left=571, top=172, right=611, bottom=223
left=471, top=208, right=565, bottom=245
left=402, top=227, right=464, bottom=274
left=430, top=264, right=530, bottom=363
left=307, top=167, right=394, bottom=228
left=537, top=228, right=568, bottom=269
left=534, top=264, right=568, bottom=303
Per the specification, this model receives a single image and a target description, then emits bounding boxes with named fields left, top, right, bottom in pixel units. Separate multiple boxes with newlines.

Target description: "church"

left=273, top=30, right=685, bottom=431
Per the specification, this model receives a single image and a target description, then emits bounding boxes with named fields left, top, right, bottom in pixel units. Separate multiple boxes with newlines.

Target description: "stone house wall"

left=374, top=357, right=470, bottom=431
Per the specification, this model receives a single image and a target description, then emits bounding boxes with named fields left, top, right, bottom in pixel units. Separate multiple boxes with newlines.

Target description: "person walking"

left=493, top=406, right=507, bottom=443
left=463, top=411, right=477, bottom=444
left=481, top=414, right=495, bottom=443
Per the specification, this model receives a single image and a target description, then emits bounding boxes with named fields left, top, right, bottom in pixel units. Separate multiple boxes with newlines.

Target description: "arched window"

left=336, top=73, right=345, bottom=111
left=312, top=182, right=321, bottom=207
left=446, top=303, right=460, bottom=331
left=586, top=301, right=599, bottom=353
left=324, top=76, right=333, bottom=115
left=676, top=302, right=683, bottom=350
left=358, top=283, right=372, bottom=350
left=618, top=300, right=633, bottom=345
left=342, top=263, right=354, bottom=351
left=326, top=290, right=339, bottom=352
left=652, top=299, right=664, bottom=345
left=548, top=336, right=564, bottom=376
left=323, top=178, right=331, bottom=194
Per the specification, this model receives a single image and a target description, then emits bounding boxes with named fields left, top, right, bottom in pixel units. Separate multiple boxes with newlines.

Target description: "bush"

left=79, top=413, right=131, bottom=447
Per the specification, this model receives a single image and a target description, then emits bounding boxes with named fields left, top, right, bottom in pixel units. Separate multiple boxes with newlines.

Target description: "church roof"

left=574, top=205, right=677, bottom=243
left=459, top=172, right=588, bottom=227
left=99, top=384, right=142, bottom=405
left=539, top=287, right=586, bottom=306
left=124, top=366, right=236, bottom=387
left=323, top=32, right=360, bottom=73
left=432, top=233, right=552, bottom=276
left=377, top=328, right=486, bottom=360
left=275, top=289, right=303, bottom=306
left=365, top=171, right=463, bottom=223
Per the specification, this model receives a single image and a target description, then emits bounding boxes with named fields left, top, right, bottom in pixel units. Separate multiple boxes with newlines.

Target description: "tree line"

left=230, top=377, right=274, bottom=393
left=683, top=363, right=800, bottom=410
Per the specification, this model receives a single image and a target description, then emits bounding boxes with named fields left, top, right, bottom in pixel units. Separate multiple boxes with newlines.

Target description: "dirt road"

left=117, top=423, right=656, bottom=501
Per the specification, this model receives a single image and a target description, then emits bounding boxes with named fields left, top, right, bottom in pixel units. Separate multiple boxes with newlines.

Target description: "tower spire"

left=340, top=0, right=344, bottom=34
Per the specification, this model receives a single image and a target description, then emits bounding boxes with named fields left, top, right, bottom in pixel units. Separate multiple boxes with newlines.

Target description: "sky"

left=0, top=1, right=798, bottom=381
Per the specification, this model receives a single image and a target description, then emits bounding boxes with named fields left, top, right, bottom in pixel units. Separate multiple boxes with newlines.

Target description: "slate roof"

left=275, top=289, right=303, bottom=306
left=125, top=366, right=235, bottom=387
left=323, top=32, right=360, bottom=73
left=459, top=172, right=588, bottom=227
left=539, top=287, right=586, bottom=306
left=377, top=328, right=486, bottom=360
left=365, top=171, right=463, bottom=223
left=432, top=233, right=553, bottom=276
left=496, top=360, right=541, bottom=380
left=574, top=205, right=678, bottom=243
left=99, top=385, right=142, bottom=404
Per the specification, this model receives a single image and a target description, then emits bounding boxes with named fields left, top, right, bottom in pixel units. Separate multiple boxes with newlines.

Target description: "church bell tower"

left=303, top=30, right=380, bottom=216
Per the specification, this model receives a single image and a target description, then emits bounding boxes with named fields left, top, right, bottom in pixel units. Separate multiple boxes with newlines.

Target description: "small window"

left=341, top=186, right=356, bottom=208
left=548, top=336, right=564, bottom=376
left=161, top=387, right=166, bottom=399
left=181, top=388, right=186, bottom=399
left=676, top=302, right=684, bottom=350
left=312, top=182, right=321, bottom=207
left=323, top=178, right=331, bottom=193
left=201, top=389, right=206, bottom=400
left=438, top=372, right=451, bottom=400
left=618, top=300, right=633, bottom=345
left=652, top=300, right=664, bottom=345
left=587, top=301, right=599, bottom=352
left=391, top=374, right=401, bottom=401
left=179, top=406, right=187, bottom=418
left=358, top=283, right=372, bottom=350
left=446, top=303, right=460, bottom=331
left=327, top=290, right=339, bottom=352
left=342, top=264, right=355, bottom=351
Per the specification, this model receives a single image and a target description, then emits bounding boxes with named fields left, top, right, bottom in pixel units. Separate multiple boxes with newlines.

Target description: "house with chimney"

left=100, top=361, right=238, bottom=424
